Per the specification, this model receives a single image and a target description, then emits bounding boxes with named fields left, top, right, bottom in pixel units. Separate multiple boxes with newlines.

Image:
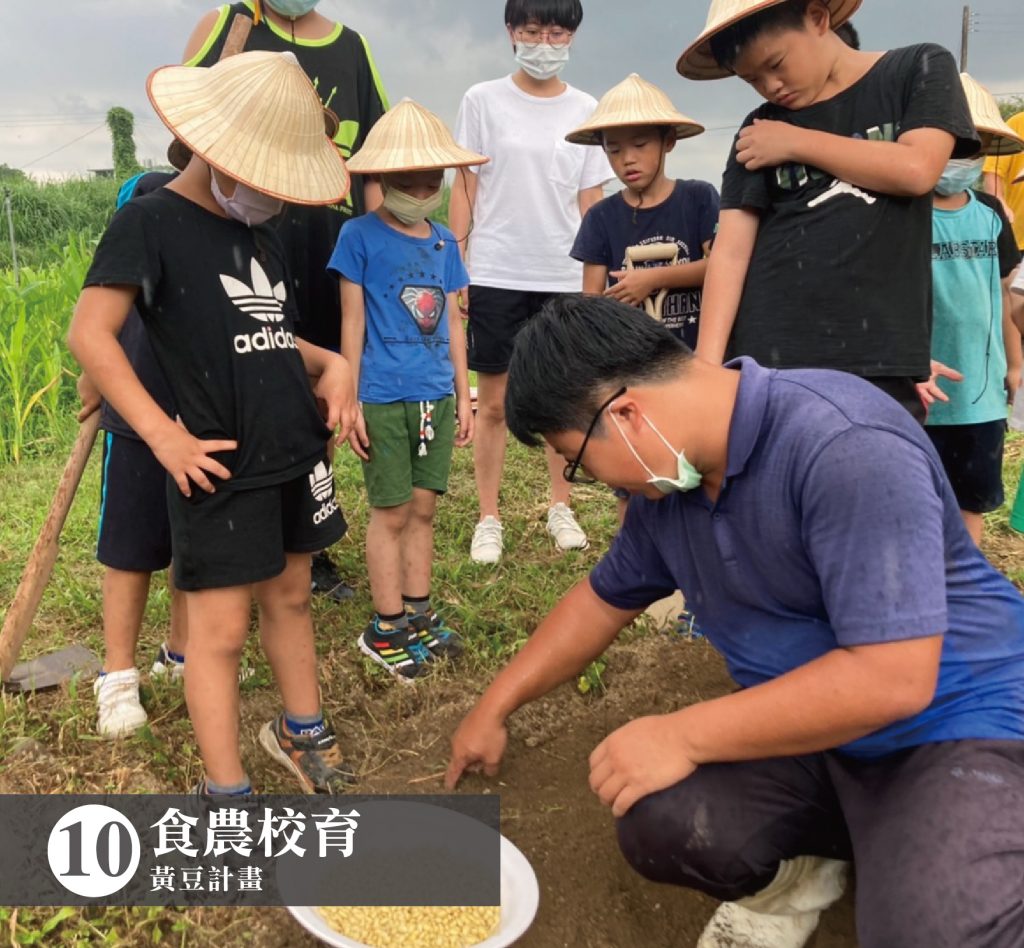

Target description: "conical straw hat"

left=147, top=50, right=349, bottom=205
left=346, top=99, right=489, bottom=174
left=960, top=74, right=1024, bottom=157
left=566, top=74, right=704, bottom=146
left=677, top=0, right=862, bottom=81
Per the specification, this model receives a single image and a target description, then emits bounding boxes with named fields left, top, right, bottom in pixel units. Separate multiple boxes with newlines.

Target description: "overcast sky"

left=2, top=1, right=1023, bottom=187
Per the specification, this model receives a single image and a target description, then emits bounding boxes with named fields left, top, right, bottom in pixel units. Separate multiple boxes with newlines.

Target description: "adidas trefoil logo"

left=308, top=461, right=339, bottom=525
left=222, top=258, right=297, bottom=355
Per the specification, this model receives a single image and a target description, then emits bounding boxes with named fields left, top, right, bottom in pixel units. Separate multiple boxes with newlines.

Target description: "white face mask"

left=515, top=42, right=570, bottom=81
left=608, top=410, right=702, bottom=494
left=210, top=173, right=283, bottom=226
left=935, top=157, right=984, bottom=197
left=381, top=184, right=444, bottom=226
left=265, top=0, right=319, bottom=17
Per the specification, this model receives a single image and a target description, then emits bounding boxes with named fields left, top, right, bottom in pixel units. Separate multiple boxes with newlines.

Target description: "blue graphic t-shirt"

left=328, top=213, right=469, bottom=404
left=570, top=180, right=719, bottom=349
left=928, top=190, right=1021, bottom=426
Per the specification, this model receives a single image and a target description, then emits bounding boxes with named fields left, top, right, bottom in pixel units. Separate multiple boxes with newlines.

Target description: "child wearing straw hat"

left=678, top=0, right=979, bottom=422
left=923, top=74, right=1023, bottom=547
left=328, top=100, right=485, bottom=683
left=68, top=50, right=359, bottom=796
left=568, top=73, right=718, bottom=352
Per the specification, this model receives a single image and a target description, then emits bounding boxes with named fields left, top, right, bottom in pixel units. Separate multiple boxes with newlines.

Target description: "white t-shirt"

left=1012, top=265, right=1023, bottom=296
left=454, top=76, right=614, bottom=293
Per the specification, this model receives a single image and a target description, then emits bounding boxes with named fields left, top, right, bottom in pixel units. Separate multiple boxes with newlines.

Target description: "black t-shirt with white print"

left=721, top=44, right=979, bottom=379
left=85, top=188, right=330, bottom=491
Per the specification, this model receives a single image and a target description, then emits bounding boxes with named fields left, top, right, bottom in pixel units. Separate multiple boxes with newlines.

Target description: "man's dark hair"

left=709, top=0, right=812, bottom=73
left=505, top=295, right=692, bottom=447
left=504, top=0, right=583, bottom=30
left=835, top=21, right=860, bottom=50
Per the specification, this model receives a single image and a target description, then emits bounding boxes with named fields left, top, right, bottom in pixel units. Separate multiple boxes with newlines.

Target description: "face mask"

left=935, top=157, right=984, bottom=197
left=608, top=409, right=702, bottom=494
left=265, top=0, right=319, bottom=17
left=210, top=173, right=283, bottom=226
left=382, top=185, right=444, bottom=226
left=515, top=43, right=570, bottom=81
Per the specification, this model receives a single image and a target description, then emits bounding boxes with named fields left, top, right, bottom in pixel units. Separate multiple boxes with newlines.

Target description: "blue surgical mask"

left=515, top=43, right=570, bottom=81
left=265, top=0, right=319, bottom=17
left=609, top=410, right=702, bottom=494
left=935, top=157, right=984, bottom=197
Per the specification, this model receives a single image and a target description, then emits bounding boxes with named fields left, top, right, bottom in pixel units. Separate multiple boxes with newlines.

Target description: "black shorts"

left=467, top=285, right=560, bottom=374
left=866, top=376, right=927, bottom=425
left=926, top=420, right=1006, bottom=514
left=167, top=456, right=348, bottom=591
left=96, top=432, right=172, bottom=573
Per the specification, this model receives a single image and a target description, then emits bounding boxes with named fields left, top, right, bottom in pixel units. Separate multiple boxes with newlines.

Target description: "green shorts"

left=361, top=397, right=456, bottom=508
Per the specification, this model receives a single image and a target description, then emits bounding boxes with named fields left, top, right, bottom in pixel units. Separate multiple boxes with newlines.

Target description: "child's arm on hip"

left=737, top=121, right=956, bottom=197
left=67, top=285, right=236, bottom=496
left=695, top=210, right=759, bottom=364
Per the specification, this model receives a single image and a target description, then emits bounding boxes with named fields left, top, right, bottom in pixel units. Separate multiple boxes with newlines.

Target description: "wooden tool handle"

left=222, top=12, right=254, bottom=58
left=0, top=412, right=101, bottom=680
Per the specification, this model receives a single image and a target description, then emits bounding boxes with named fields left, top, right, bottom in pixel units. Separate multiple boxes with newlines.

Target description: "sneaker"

left=358, top=619, right=430, bottom=684
left=471, top=516, right=504, bottom=564
left=151, top=642, right=185, bottom=680
left=546, top=503, right=589, bottom=551
left=696, top=902, right=820, bottom=948
left=675, top=608, right=706, bottom=641
left=311, top=551, right=356, bottom=602
left=258, top=713, right=356, bottom=793
left=406, top=607, right=465, bottom=662
left=192, top=778, right=255, bottom=803
left=94, top=669, right=148, bottom=738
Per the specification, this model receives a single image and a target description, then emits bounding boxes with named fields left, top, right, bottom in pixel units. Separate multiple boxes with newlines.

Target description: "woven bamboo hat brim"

left=345, top=98, right=489, bottom=174
left=147, top=50, right=349, bottom=205
left=1016, top=169, right=1024, bottom=184
left=566, top=74, right=704, bottom=146
left=677, top=0, right=862, bottom=80
left=961, top=74, right=1024, bottom=157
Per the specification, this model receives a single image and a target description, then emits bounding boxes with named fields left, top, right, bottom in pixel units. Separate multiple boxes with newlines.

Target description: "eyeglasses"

left=563, top=387, right=627, bottom=485
left=514, top=26, right=575, bottom=47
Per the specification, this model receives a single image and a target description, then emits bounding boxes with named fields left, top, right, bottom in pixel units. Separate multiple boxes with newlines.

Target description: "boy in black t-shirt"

left=678, top=0, right=979, bottom=421
left=68, top=51, right=358, bottom=797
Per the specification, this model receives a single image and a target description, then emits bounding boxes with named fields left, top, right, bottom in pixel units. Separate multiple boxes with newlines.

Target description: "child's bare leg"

left=402, top=488, right=438, bottom=599
left=367, top=503, right=412, bottom=616
left=961, top=510, right=984, bottom=546
left=166, top=570, right=188, bottom=657
left=183, top=585, right=250, bottom=787
left=474, top=371, right=509, bottom=520
left=545, top=442, right=572, bottom=507
left=102, top=568, right=151, bottom=672
left=256, top=553, right=319, bottom=719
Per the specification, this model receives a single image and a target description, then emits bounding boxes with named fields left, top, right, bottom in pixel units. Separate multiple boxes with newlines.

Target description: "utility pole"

left=960, top=4, right=971, bottom=72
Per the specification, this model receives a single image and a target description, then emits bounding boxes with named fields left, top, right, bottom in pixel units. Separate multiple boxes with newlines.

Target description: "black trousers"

left=616, top=740, right=1024, bottom=948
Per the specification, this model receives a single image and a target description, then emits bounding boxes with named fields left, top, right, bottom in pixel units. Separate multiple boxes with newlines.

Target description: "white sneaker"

left=151, top=642, right=185, bottom=681
left=546, top=503, right=589, bottom=551
left=471, top=516, right=504, bottom=564
left=696, top=902, right=820, bottom=948
left=94, top=669, right=148, bottom=739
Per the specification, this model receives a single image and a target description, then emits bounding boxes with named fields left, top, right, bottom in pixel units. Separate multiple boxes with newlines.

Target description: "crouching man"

left=445, top=295, right=1024, bottom=948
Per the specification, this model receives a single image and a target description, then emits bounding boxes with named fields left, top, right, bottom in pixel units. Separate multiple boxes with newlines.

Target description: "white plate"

left=287, top=834, right=540, bottom=948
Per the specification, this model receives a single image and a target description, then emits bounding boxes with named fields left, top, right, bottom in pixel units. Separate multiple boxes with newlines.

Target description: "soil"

left=231, top=633, right=859, bottom=948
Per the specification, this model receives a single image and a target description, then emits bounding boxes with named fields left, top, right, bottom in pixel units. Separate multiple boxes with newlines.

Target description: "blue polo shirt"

left=590, top=358, right=1024, bottom=758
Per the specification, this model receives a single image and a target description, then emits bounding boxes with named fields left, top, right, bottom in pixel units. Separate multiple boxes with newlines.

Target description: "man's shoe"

left=151, top=642, right=185, bottom=680
left=311, top=551, right=356, bottom=602
left=406, top=607, right=465, bottom=662
left=546, top=503, right=589, bottom=551
left=258, top=713, right=356, bottom=793
left=94, top=669, right=148, bottom=738
left=696, top=903, right=821, bottom=948
left=470, top=516, right=503, bottom=564
left=358, top=618, right=430, bottom=684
